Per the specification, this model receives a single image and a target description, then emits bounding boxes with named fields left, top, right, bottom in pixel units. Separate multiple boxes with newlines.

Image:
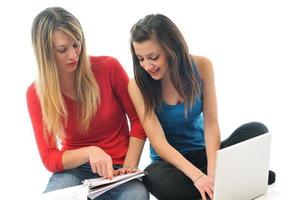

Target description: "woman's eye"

left=57, top=48, right=66, bottom=53
left=73, top=43, right=80, bottom=48
left=150, top=55, right=159, bottom=60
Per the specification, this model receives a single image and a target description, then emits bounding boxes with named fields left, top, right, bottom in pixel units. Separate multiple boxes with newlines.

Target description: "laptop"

left=213, top=133, right=272, bottom=200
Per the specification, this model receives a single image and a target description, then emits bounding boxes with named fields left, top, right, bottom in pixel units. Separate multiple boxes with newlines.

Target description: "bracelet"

left=193, top=174, right=205, bottom=184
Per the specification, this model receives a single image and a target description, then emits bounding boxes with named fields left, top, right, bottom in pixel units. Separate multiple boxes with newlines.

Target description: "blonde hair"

left=31, top=7, right=100, bottom=143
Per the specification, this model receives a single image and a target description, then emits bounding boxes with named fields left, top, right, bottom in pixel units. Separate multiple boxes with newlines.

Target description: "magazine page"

left=84, top=171, right=146, bottom=199
left=83, top=171, right=145, bottom=188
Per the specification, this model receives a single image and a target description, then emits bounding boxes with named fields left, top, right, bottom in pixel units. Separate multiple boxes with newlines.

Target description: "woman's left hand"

left=194, top=174, right=214, bottom=200
left=114, top=166, right=139, bottom=176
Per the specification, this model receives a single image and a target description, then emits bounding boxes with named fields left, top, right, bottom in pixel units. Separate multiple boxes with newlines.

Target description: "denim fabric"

left=44, top=163, right=149, bottom=200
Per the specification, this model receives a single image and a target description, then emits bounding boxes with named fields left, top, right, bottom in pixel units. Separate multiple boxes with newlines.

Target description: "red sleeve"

left=109, top=58, right=146, bottom=140
left=26, top=84, right=64, bottom=172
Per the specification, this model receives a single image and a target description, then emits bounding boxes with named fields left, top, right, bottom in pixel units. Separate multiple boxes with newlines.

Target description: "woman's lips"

left=149, top=68, right=160, bottom=75
left=67, top=61, right=77, bottom=67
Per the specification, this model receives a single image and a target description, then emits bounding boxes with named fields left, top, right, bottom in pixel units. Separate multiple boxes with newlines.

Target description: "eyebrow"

left=54, top=41, right=78, bottom=48
left=54, top=44, right=68, bottom=48
left=137, top=52, right=159, bottom=57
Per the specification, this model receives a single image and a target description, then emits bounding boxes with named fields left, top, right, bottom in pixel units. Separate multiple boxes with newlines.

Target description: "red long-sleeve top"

left=27, top=56, right=146, bottom=172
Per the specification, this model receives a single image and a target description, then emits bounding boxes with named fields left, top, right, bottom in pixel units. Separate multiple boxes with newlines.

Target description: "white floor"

left=40, top=182, right=287, bottom=200
left=255, top=184, right=286, bottom=200
left=148, top=185, right=285, bottom=200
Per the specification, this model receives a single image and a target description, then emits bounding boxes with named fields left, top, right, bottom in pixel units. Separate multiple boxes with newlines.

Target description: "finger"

left=205, top=188, right=214, bottom=200
left=101, top=163, right=108, bottom=178
left=201, top=192, right=206, bottom=200
left=129, top=166, right=137, bottom=173
left=209, top=183, right=214, bottom=193
left=208, top=192, right=214, bottom=200
left=90, top=163, right=97, bottom=173
left=107, top=163, right=113, bottom=179
left=131, top=166, right=138, bottom=173
left=205, top=184, right=214, bottom=199
left=113, top=170, right=119, bottom=176
left=197, top=188, right=206, bottom=200
left=126, top=167, right=132, bottom=174
left=96, top=164, right=103, bottom=177
left=120, top=168, right=127, bottom=175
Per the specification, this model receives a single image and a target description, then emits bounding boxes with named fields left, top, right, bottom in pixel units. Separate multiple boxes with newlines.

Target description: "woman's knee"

left=144, top=161, right=166, bottom=178
left=143, top=161, right=170, bottom=189
left=143, top=161, right=198, bottom=200
left=221, top=121, right=269, bottom=149
left=115, top=179, right=149, bottom=200
left=241, top=121, right=269, bottom=135
left=44, top=172, right=82, bottom=193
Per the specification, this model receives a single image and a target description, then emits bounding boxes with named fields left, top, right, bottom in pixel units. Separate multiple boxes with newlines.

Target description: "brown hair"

left=130, top=14, right=202, bottom=117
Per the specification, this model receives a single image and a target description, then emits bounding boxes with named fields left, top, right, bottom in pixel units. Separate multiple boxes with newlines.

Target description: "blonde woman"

left=27, top=7, right=149, bottom=199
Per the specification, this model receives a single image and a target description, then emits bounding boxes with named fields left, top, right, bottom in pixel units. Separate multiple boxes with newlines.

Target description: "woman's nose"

left=68, top=48, right=77, bottom=60
left=143, top=60, right=153, bottom=71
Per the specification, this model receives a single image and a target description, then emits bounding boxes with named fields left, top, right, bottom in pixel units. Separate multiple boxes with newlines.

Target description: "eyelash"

left=151, top=56, right=159, bottom=60
left=138, top=55, right=159, bottom=62
left=57, top=43, right=80, bottom=53
left=58, top=48, right=66, bottom=53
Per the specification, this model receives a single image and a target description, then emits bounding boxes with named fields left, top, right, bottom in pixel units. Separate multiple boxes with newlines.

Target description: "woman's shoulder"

left=90, top=56, right=120, bottom=68
left=90, top=56, right=123, bottom=74
left=128, top=78, right=138, bottom=90
left=191, top=55, right=213, bottom=80
left=128, top=78, right=141, bottom=95
left=26, top=82, right=37, bottom=97
left=192, top=55, right=212, bottom=69
left=90, top=55, right=118, bottom=64
left=26, top=82, right=39, bottom=104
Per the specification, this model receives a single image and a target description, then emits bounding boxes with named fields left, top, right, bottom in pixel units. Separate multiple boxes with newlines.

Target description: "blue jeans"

left=44, top=163, right=149, bottom=200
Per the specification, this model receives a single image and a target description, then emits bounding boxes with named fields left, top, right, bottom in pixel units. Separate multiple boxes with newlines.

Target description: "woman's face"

left=52, top=30, right=81, bottom=74
left=133, top=38, right=169, bottom=80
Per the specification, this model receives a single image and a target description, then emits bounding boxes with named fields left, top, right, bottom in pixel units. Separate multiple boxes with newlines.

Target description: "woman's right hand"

left=194, top=174, right=214, bottom=200
left=88, top=146, right=113, bottom=179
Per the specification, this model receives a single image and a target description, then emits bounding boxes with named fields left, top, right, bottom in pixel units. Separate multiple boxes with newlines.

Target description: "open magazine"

left=83, top=171, right=146, bottom=199
left=41, top=171, right=146, bottom=200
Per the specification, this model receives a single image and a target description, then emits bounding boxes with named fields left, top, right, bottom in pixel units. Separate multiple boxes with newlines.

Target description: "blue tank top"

left=150, top=63, right=205, bottom=161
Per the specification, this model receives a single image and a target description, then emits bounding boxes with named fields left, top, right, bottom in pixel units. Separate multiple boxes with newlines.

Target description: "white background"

left=0, top=0, right=301, bottom=199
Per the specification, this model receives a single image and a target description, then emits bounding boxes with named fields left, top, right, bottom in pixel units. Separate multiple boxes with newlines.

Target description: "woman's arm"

left=62, top=147, right=91, bottom=168
left=128, top=80, right=203, bottom=180
left=27, top=84, right=65, bottom=172
left=123, top=137, right=145, bottom=168
left=128, top=78, right=216, bottom=199
left=109, top=57, right=146, bottom=169
left=193, top=55, right=221, bottom=178
left=27, top=84, right=114, bottom=178
left=63, top=146, right=114, bottom=178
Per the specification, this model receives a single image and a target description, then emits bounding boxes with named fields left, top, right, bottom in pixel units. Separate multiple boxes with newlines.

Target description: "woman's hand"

left=207, top=169, right=215, bottom=180
left=88, top=146, right=113, bottom=179
left=114, top=166, right=140, bottom=176
left=194, top=174, right=214, bottom=200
